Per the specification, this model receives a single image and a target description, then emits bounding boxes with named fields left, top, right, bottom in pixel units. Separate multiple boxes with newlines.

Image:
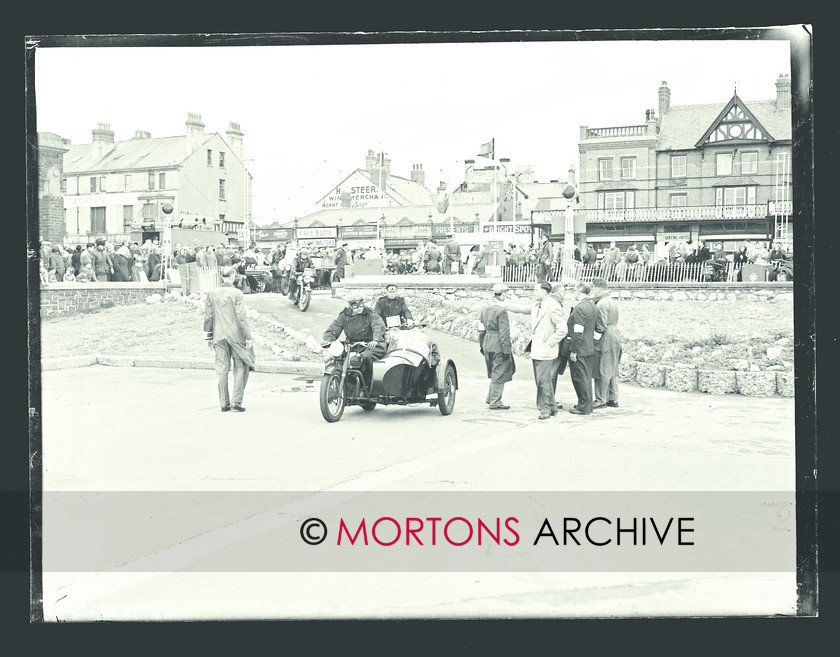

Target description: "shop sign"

left=254, top=228, right=294, bottom=241
left=481, top=222, right=531, bottom=234
left=340, top=225, right=378, bottom=238
left=298, top=237, right=336, bottom=248
left=432, top=223, right=476, bottom=235
left=317, top=171, right=391, bottom=210
left=64, top=193, right=140, bottom=208
left=297, top=226, right=337, bottom=239
left=662, top=233, right=691, bottom=242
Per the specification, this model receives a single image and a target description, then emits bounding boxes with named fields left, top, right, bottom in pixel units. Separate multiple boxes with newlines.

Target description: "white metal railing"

left=581, top=202, right=792, bottom=223
left=586, top=125, right=650, bottom=138
left=502, top=260, right=741, bottom=284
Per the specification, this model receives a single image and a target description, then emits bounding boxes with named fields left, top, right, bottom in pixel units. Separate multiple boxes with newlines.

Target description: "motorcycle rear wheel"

left=319, top=372, right=345, bottom=422
left=437, top=363, right=457, bottom=416
left=300, top=288, right=311, bottom=311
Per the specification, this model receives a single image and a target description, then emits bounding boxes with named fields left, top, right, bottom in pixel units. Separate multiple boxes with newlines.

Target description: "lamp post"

left=561, top=183, right=578, bottom=284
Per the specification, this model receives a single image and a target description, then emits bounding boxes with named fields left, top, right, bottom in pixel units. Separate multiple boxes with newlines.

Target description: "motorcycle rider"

left=323, top=296, right=387, bottom=384
left=374, top=283, right=414, bottom=329
left=288, top=246, right=315, bottom=304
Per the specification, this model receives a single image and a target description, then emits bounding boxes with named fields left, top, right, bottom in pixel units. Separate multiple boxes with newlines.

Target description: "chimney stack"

left=185, top=112, right=205, bottom=155
left=226, top=121, right=244, bottom=162
left=410, top=163, right=426, bottom=188
left=368, top=151, right=391, bottom=190
left=91, top=122, right=115, bottom=159
left=776, top=73, right=791, bottom=110
left=658, top=81, right=671, bottom=118
left=133, top=130, right=151, bottom=139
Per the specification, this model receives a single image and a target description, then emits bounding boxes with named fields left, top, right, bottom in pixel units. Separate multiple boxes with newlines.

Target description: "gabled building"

left=281, top=150, right=573, bottom=252
left=577, top=74, right=793, bottom=254
left=59, top=113, right=251, bottom=244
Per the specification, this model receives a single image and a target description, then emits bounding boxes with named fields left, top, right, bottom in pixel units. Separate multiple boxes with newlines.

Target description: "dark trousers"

left=569, top=353, right=595, bottom=413
left=536, top=263, right=551, bottom=283
left=533, top=358, right=560, bottom=415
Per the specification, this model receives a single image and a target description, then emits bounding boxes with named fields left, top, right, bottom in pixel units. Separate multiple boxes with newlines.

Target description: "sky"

left=34, top=34, right=796, bottom=226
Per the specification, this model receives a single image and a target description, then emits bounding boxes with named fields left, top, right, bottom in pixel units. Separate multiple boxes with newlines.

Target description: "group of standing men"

left=479, top=278, right=622, bottom=419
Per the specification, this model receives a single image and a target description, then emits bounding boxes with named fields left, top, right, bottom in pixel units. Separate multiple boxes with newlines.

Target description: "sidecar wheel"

left=437, top=363, right=457, bottom=416
left=300, top=289, right=311, bottom=311
left=360, top=401, right=377, bottom=411
left=319, top=372, right=345, bottom=422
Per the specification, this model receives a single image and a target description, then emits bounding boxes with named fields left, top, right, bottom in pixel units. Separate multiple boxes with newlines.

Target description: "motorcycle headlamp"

left=328, top=340, right=345, bottom=358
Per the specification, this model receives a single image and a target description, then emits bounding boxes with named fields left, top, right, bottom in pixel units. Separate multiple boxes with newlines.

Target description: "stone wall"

left=338, top=279, right=794, bottom=397
left=39, top=282, right=167, bottom=318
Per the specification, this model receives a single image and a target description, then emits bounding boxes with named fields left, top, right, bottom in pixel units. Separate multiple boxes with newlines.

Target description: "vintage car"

left=319, top=326, right=458, bottom=423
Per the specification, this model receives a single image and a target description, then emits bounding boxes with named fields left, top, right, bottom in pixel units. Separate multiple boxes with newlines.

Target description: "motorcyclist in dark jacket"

left=323, top=297, right=387, bottom=382
left=288, top=247, right=315, bottom=304
left=373, top=284, right=414, bottom=329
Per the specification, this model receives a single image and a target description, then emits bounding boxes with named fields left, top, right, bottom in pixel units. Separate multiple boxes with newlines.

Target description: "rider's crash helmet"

left=348, top=296, right=365, bottom=307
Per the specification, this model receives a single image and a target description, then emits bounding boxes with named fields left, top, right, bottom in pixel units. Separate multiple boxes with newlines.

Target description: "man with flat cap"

left=479, top=283, right=516, bottom=409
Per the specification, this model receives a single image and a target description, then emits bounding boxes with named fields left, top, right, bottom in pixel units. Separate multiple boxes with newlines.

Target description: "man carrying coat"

left=591, top=278, right=622, bottom=409
left=522, top=282, right=567, bottom=420
left=567, top=281, right=598, bottom=415
left=203, top=266, right=256, bottom=412
left=479, top=283, right=515, bottom=410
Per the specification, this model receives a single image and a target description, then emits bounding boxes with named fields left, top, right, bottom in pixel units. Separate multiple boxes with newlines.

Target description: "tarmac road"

left=36, top=288, right=799, bottom=620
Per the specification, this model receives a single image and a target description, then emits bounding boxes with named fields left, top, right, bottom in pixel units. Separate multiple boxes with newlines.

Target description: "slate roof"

left=657, top=97, right=792, bottom=152
left=64, top=134, right=215, bottom=173
left=285, top=202, right=500, bottom=229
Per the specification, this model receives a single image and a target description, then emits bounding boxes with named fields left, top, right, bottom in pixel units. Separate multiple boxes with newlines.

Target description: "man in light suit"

left=528, top=282, right=567, bottom=420
left=203, top=266, right=256, bottom=412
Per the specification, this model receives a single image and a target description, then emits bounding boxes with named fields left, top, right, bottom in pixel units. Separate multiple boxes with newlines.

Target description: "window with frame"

left=715, top=186, right=757, bottom=217
left=219, top=152, right=225, bottom=168
left=148, top=171, right=155, bottom=191
left=741, top=151, right=758, bottom=175
left=207, top=149, right=213, bottom=166
left=219, top=214, right=226, bottom=231
left=98, top=176, right=106, bottom=192
left=620, top=156, right=637, bottom=179
left=158, top=172, right=166, bottom=189
left=716, top=153, right=733, bottom=176
left=124, top=174, right=131, bottom=191
left=142, top=203, right=155, bottom=220
left=123, top=205, right=133, bottom=229
left=219, top=179, right=226, bottom=200
left=60, top=178, right=67, bottom=194
left=670, top=155, right=687, bottom=178
left=89, top=177, right=97, bottom=193
left=598, top=159, right=614, bottom=181
left=669, top=194, right=687, bottom=218
left=90, top=207, right=106, bottom=233
left=598, top=191, right=635, bottom=211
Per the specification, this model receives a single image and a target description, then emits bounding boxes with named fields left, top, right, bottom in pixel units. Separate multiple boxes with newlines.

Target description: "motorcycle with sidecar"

left=319, top=325, right=458, bottom=422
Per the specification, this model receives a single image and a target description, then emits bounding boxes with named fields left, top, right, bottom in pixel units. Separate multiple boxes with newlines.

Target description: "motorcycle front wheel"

left=437, top=363, right=457, bottom=416
left=300, top=288, right=311, bottom=311
left=319, top=371, right=346, bottom=422
left=280, top=276, right=289, bottom=295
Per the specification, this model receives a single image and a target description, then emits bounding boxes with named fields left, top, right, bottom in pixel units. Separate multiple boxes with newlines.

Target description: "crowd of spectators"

left=38, top=234, right=786, bottom=286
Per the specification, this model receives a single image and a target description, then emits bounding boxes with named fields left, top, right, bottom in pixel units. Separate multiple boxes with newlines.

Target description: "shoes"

left=592, top=402, right=607, bottom=410
left=569, top=407, right=591, bottom=415
left=231, top=403, right=246, bottom=412
left=221, top=406, right=231, bottom=412
left=538, top=413, right=551, bottom=420
left=489, top=404, right=510, bottom=410
left=607, top=401, right=620, bottom=408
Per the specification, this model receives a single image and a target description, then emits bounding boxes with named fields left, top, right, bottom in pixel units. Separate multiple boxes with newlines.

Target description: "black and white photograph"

left=27, top=28, right=816, bottom=621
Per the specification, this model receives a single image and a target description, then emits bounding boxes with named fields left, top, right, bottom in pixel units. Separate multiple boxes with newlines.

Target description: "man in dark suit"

left=567, top=281, right=598, bottom=415
left=479, top=283, right=516, bottom=410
